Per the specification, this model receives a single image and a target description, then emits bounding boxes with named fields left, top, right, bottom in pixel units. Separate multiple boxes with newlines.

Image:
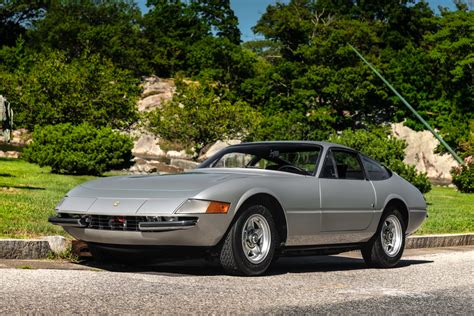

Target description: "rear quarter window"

left=361, top=156, right=391, bottom=181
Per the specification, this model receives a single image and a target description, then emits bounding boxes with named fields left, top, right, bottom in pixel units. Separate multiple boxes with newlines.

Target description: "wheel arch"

left=382, top=197, right=409, bottom=230
left=230, top=190, right=288, bottom=246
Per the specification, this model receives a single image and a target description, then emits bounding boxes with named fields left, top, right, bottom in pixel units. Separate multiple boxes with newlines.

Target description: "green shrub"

left=451, top=157, right=473, bottom=193
left=328, top=127, right=432, bottom=193
left=23, top=123, right=133, bottom=175
left=147, top=82, right=260, bottom=155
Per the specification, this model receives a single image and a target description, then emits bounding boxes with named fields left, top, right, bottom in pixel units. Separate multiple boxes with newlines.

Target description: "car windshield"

left=200, top=144, right=321, bottom=175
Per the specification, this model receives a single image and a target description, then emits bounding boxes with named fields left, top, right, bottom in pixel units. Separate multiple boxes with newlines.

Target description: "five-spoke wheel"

left=219, top=204, right=278, bottom=276
left=362, top=205, right=406, bottom=268
left=241, top=214, right=271, bottom=264
left=380, top=215, right=403, bottom=257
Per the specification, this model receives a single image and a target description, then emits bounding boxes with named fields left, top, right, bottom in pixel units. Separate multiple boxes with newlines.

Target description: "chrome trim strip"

left=138, top=220, right=197, bottom=232
left=48, top=217, right=86, bottom=227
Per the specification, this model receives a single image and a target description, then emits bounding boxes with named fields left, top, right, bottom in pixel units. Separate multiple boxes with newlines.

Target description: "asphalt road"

left=1, top=247, right=473, bottom=314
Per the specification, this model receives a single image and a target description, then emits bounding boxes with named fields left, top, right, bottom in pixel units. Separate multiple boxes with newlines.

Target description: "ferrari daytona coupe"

left=49, top=141, right=427, bottom=275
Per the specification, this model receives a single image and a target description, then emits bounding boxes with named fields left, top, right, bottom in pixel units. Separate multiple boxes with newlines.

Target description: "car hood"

left=59, top=169, right=296, bottom=215
left=80, top=172, right=235, bottom=194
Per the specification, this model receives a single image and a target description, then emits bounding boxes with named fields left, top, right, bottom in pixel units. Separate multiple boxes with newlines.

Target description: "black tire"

left=219, top=204, right=279, bottom=276
left=361, top=205, right=406, bottom=268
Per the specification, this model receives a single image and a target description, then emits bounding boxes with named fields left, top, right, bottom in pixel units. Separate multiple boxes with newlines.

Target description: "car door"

left=319, top=148, right=375, bottom=232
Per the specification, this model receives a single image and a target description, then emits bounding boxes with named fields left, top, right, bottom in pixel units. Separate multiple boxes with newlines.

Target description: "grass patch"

left=416, top=186, right=474, bottom=235
left=0, top=158, right=95, bottom=238
left=0, top=158, right=472, bottom=238
left=16, top=265, right=34, bottom=269
left=47, top=246, right=83, bottom=263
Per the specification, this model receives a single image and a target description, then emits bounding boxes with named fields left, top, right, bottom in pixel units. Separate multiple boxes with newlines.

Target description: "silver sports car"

left=49, top=141, right=427, bottom=275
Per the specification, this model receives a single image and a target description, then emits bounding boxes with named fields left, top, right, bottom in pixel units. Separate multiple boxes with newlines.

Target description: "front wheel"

left=361, top=207, right=406, bottom=268
left=219, top=204, right=278, bottom=276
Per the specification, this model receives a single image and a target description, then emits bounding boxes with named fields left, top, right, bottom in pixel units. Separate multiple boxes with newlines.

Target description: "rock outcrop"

left=198, top=140, right=241, bottom=161
left=137, top=76, right=175, bottom=112
left=391, top=123, right=459, bottom=184
left=132, top=132, right=165, bottom=159
left=0, top=150, right=20, bottom=158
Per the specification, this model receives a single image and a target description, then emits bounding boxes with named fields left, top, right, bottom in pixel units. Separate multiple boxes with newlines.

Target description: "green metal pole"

left=348, top=44, right=463, bottom=164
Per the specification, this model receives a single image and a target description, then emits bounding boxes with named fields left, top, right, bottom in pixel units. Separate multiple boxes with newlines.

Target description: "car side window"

left=320, top=151, right=337, bottom=178
left=332, top=150, right=365, bottom=180
left=361, top=156, right=391, bottom=181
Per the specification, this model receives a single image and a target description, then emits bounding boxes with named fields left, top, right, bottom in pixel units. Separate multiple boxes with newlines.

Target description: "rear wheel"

left=219, top=204, right=278, bottom=276
left=361, top=206, right=406, bottom=268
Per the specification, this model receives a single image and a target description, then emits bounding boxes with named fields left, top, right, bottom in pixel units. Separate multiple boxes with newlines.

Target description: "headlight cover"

left=175, top=199, right=230, bottom=214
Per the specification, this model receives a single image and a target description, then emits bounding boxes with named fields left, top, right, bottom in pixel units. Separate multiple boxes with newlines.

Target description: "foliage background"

left=0, top=0, right=472, bottom=182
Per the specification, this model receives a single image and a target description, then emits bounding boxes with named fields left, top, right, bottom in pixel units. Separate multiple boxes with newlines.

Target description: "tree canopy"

left=0, top=0, right=471, bottom=158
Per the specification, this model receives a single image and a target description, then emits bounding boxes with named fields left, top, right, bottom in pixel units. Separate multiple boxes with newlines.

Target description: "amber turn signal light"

left=206, top=201, right=230, bottom=214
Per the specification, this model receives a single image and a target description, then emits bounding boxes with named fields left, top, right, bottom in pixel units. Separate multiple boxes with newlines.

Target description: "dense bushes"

left=451, top=157, right=474, bottom=193
left=23, top=123, right=133, bottom=175
left=147, top=82, right=260, bottom=155
left=328, top=128, right=432, bottom=193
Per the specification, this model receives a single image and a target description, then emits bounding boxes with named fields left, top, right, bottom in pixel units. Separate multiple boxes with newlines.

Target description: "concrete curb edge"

left=405, top=233, right=473, bottom=249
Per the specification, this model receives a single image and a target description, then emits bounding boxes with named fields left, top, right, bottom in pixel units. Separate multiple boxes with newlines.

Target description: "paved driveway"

left=1, top=247, right=473, bottom=314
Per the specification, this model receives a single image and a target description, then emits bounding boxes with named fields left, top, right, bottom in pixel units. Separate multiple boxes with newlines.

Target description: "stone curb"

left=0, top=234, right=472, bottom=259
left=405, top=233, right=473, bottom=249
left=0, top=236, right=68, bottom=259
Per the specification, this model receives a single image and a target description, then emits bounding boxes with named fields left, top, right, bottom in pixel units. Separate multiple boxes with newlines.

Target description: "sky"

left=136, top=0, right=463, bottom=41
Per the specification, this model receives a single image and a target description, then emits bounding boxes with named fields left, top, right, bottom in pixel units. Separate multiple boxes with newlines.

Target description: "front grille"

left=57, top=213, right=197, bottom=232
left=88, top=215, right=146, bottom=231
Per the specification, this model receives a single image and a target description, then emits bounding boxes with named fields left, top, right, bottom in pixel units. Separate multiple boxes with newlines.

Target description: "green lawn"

left=0, top=158, right=472, bottom=238
left=416, top=186, right=474, bottom=235
left=0, top=158, right=94, bottom=238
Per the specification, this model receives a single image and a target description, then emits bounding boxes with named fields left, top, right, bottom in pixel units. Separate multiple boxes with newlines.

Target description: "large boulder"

left=391, top=123, right=459, bottom=184
left=138, top=76, right=175, bottom=112
left=198, top=140, right=241, bottom=161
left=132, top=133, right=165, bottom=159
left=129, top=157, right=184, bottom=174
left=42, top=236, right=68, bottom=255
left=170, top=158, right=199, bottom=171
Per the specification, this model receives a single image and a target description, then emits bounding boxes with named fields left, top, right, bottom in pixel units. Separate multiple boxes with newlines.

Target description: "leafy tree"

left=143, top=0, right=207, bottom=76
left=0, top=0, right=46, bottom=47
left=28, top=0, right=149, bottom=75
left=186, top=37, right=258, bottom=88
left=385, top=9, right=473, bottom=155
left=242, top=39, right=281, bottom=60
left=0, top=50, right=140, bottom=130
left=143, top=0, right=242, bottom=77
left=23, top=123, right=134, bottom=175
left=190, top=0, right=241, bottom=44
left=147, top=81, right=260, bottom=155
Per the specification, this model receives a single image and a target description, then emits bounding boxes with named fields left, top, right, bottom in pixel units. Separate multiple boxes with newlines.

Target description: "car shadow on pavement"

left=81, top=254, right=433, bottom=277
left=267, top=256, right=433, bottom=275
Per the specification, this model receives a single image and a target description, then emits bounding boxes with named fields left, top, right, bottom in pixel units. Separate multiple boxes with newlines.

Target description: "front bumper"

left=51, top=214, right=231, bottom=247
